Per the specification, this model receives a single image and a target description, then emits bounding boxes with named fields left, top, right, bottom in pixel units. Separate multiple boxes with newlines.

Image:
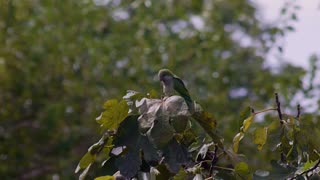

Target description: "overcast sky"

left=255, top=0, right=320, bottom=69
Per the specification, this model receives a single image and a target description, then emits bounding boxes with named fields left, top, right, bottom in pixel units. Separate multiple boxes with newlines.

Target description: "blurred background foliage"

left=0, top=0, right=319, bottom=179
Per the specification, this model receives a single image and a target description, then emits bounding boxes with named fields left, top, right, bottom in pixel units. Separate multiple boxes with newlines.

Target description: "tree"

left=76, top=79, right=320, bottom=179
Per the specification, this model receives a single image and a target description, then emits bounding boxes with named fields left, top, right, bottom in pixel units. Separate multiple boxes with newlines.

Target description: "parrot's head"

left=158, top=69, right=174, bottom=83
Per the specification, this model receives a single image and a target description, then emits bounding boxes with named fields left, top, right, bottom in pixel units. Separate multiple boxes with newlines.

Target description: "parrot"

left=158, top=69, right=224, bottom=148
left=158, top=69, right=194, bottom=114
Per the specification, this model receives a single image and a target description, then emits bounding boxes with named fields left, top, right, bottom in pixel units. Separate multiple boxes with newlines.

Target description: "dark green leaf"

left=113, top=115, right=140, bottom=149
left=163, top=139, right=190, bottom=173
left=173, top=168, right=189, bottom=180
left=147, top=116, right=175, bottom=149
left=115, top=150, right=142, bottom=178
left=140, top=136, right=161, bottom=164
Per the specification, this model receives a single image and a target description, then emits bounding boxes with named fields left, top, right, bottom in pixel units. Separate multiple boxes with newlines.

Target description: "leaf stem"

left=253, top=108, right=277, bottom=115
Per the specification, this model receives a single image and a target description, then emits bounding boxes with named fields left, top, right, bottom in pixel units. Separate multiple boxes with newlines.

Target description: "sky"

left=255, top=0, right=320, bottom=69
left=255, top=1, right=320, bottom=112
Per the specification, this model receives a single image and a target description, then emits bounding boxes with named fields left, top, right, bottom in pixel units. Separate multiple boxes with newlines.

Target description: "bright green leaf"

left=94, top=175, right=115, bottom=180
left=235, top=162, right=252, bottom=180
left=75, top=152, right=95, bottom=173
left=96, top=99, right=129, bottom=131
left=253, top=127, right=268, bottom=151
left=302, top=160, right=317, bottom=171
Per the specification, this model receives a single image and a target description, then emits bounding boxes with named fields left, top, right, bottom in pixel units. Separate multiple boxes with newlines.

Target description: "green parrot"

left=158, top=69, right=194, bottom=114
left=158, top=69, right=224, bottom=148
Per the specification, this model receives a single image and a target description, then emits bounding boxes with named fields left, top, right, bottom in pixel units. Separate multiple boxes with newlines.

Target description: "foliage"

left=1, top=0, right=319, bottom=179
left=77, top=84, right=320, bottom=179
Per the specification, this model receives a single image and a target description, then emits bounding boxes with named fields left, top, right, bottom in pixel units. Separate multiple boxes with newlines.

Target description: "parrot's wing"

left=173, top=77, right=194, bottom=113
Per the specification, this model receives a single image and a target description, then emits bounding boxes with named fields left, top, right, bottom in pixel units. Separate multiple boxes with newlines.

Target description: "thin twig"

left=275, top=93, right=283, bottom=123
left=253, top=108, right=277, bottom=115
left=296, top=104, right=301, bottom=119
left=209, top=144, right=219, bottom=176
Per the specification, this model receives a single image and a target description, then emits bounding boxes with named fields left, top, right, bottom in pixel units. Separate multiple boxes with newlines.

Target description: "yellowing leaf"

left=233, top=132, right=244, bottom=153
left=242, top=115, right=254, bottom=133
left=235, top=162, right=252, bottom=180
left=95, top=175, right=115, bottom=180
left=96, top=99, right=129, bottom=131
left=75, top=152, right=95, bottom=173
left=253, top=127, right=268, bottom=151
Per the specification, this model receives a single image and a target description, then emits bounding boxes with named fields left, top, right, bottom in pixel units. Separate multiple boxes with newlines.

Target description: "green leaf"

left=291, top=13, right=297, bottom=20
left=140, top=136, right=161, bottom=164
left=173, top=168, right=188, bottom=180
left=163, top=139, right=189, bottom=173
left=147, top=115, right=175, bottom=148
left=232, top=115, right=254, bottom=152
left=192, top=110, right=223, bottom=148
left=79, top=164, right=92, bottom=180
left=94, top=175, right=114, bottom=180
left=96, top=99, right=129, bottom=131
left=286, top=26, right=295, bottom=32
left=242, top=115, right=254, bottom=133
left=235, top=162, right=252, bottom=180
left=239, top=106, right=251, bottom=125
left=115, top=150, right=142, bottom=178
left=233, top=132, right=244, bottom=153
left=102, top=137, right=114, bottom=161
left=113, top=115, right=143, bottom=178
left=268, top=160, right=296, bottom=179
left=192, top=111, right=217, bottom=130
left=253, top=127, right=268, bottom=151
left=75, top=152, right=95, bottom=173
left=302, top=160, right=317, bottom=171
left=114, top=115, right=140, bottom=149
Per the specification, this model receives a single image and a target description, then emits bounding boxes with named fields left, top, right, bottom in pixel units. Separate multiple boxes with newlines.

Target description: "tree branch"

left=296, top=104, right=301, bottom=119
left=290, top=159, right=320, bottom=179
left=275, top=93, right=283, bottom=124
